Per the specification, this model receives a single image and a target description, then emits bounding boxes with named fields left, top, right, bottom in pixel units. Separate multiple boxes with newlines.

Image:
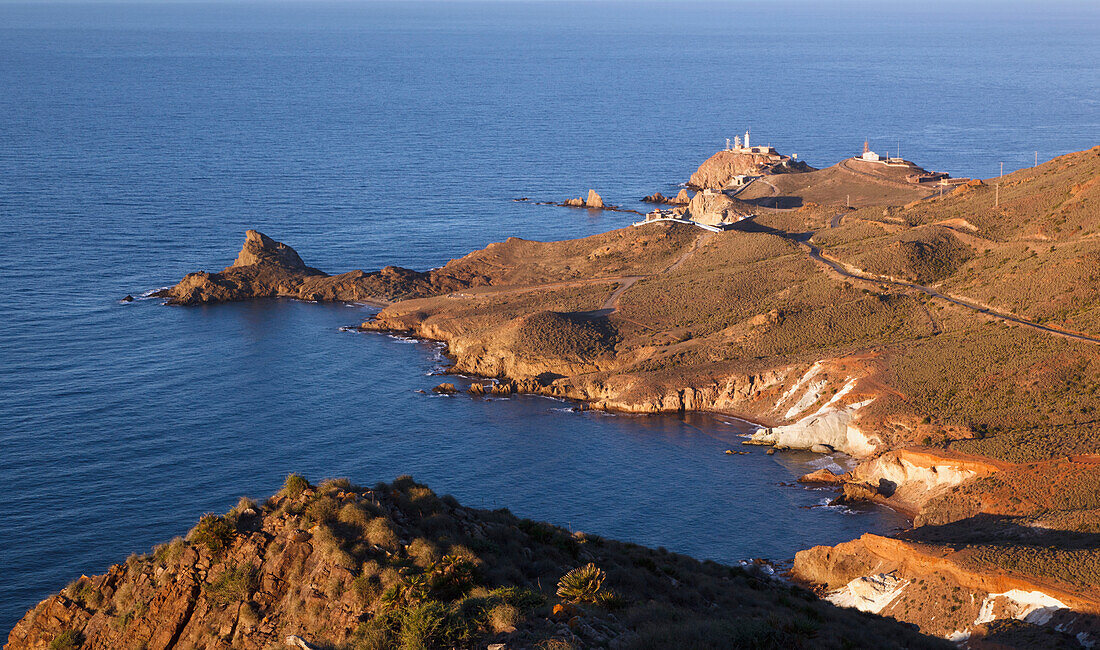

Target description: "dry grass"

left=515, top=312, right=618, bottom=361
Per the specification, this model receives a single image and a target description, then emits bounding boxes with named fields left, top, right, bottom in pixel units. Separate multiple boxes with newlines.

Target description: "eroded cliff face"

left=792, top=534, right=1100, bottom=645
left=364, top=297, right=890, bottom=439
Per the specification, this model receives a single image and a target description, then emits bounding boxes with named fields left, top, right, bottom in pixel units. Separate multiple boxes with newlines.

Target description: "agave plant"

left=556, top=563, right=606, bottom=604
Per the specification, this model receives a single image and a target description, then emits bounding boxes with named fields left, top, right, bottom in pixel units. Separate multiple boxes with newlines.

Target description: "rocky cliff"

left=688, top=150, right=813, bottom=190
left=792, top=533, right=1100, bottom=645
left=6, top=476, right=948, bottom=650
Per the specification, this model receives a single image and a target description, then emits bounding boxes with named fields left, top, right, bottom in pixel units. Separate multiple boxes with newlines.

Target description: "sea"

left=1, top=0, right=1097, bottom=634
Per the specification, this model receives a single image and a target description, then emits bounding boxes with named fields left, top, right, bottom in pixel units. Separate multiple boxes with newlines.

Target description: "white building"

left=860, top=140, right=881, bottom=161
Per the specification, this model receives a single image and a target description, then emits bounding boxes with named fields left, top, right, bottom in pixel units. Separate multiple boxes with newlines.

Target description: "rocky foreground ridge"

left=6, top=475, right=948, bottom=650
left=145, top=146, right=1100, bottom=646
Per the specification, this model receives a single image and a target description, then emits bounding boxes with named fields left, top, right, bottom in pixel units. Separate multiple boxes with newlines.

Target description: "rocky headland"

left=136, top=144, right=1100, bottom=647
left=687, top=149, right=814, bottom=190
left=152, top=230, right=496, bottom=306
left=6, top=475, right=948, bottom=650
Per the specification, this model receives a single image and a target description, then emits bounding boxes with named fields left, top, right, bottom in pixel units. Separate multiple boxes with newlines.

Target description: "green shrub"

left=206, top=563, right=258, bottom=605
left=398, top=601, right=452, bottom=650
left=365, top=517, right=400, bottom=549
left=305, top=496, right=339, bottom=524
left=48, top=629, right=83, bottom=650
left=556, top=563, right=607, bottom=604
left=283, top=473, right=310, bottom=498
left=190, top=514, right=236, bottom=553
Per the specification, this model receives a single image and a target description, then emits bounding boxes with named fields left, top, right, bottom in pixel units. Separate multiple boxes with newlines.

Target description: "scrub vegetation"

left=9, top=475, right=949, bottom=650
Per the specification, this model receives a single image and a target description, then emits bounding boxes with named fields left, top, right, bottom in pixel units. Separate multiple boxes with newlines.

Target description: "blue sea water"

left=1, top=0, right=1097, bottom=634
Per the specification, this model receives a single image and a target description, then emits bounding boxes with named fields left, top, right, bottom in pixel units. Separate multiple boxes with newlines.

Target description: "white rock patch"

left=785, top=379, right=828, bottom=420
left=748, top=398, right=880, bottom=457
left=974, top=589, right=1069, bottom=627
left=775, top=362, right=822, bottom=410
left=828, top=573, right=909, bottom=613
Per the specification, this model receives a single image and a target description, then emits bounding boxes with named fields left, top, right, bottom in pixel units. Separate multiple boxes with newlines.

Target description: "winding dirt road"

left=597, top=230, right=713, bottom=312
left=794, top=218, right=1100, bottom=346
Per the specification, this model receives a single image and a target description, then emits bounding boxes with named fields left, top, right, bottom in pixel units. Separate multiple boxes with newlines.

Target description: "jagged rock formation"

left=153, top=230, right=492, bottom=306
left=5, top=476, right=948, bottom=650
left=792, top=533, right=1100, bottom=644
left=562, top=190, right=605, bottom=209
left=642, top=189, right=692, bottom=205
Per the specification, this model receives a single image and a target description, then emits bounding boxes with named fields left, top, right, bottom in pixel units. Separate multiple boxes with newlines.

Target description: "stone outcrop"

left=670, top=188, right=692, bottom=205
left=844, top=448, right=1001, bottom=517
left=563, top=190, right=606, bottom=209
left=684, top=190, right=753, bottom=227
left=746, top=399, right=881, bottom=458
left=153, top=231, right=492, bottom=306
left=688, top=150, right=812, bottom=190
left=642, top=189, right=692, bottom=205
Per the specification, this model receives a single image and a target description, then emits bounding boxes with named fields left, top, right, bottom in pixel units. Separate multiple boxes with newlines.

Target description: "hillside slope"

left=6, top=476, right=948, bottom=650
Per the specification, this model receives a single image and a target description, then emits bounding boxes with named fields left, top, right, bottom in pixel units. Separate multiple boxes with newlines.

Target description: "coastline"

left=38, top=143, right=1100, bottom=646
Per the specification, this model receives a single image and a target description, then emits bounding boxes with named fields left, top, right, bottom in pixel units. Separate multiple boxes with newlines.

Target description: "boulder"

left=120, top=295, right=135, bottom=303
left=830, top=482, right=881, bottom=506
left=670, top=188, right=693, bottom=204
left=286, top=635, right=318, bottom=649
left=432, top=383, right=457, bottom=394
left=685, top=191, right=752, bottom=227
left=488, top=382, right=514, bottom=396
left=586, top=190, right=605, bottom=209
left=798, top=469, right=847, bottom=485
left=642, top=192, right=667, bottom=203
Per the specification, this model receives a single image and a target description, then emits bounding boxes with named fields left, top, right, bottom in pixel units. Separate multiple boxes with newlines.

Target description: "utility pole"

left=996, top=162, right=1002, bottom=208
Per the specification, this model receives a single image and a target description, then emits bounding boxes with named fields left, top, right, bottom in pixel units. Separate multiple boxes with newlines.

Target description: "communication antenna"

left=1035, top=151, right=1038, bottom=167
